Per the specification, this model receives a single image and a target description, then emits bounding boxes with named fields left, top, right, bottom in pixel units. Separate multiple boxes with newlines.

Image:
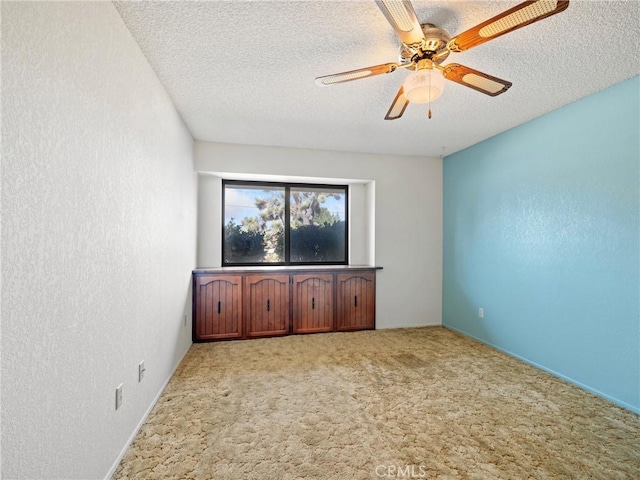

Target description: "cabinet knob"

left=267, top=299, right=270, bottom=312
left=217, top=301, right=221, bottom=314
left=354, top=295, right=358, bottom=307
left=312, top=297, right=315, bottom=309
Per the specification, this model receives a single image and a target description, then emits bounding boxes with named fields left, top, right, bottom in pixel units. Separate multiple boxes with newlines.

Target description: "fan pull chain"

left=428, top=66, right=433, bottom=119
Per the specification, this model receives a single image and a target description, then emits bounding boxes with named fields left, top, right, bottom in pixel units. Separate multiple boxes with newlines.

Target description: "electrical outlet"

left=138, top=360, right=145, bottom=382
left=115, top=384, right=123, bottom=410
left=479, top=308, right=484, bottom=318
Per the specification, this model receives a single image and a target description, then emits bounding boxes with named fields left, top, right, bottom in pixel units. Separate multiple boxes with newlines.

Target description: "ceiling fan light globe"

left=402, top=68, right=444, bottom=103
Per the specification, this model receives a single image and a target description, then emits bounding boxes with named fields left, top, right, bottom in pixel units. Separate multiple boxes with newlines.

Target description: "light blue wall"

left=443, top=76, right=640, bottom=413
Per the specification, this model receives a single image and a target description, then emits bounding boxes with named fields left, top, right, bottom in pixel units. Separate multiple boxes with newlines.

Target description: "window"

left=223, top=180, right=348, bottom=265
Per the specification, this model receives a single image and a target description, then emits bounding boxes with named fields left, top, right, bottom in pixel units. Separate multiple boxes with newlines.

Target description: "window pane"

left=289, top=187, right=346, bottom=263
left=224, top=185, right=285, bottom=264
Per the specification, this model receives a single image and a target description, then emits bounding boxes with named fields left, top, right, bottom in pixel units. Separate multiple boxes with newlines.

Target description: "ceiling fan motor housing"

left=399, top=24, right=451, bottom=67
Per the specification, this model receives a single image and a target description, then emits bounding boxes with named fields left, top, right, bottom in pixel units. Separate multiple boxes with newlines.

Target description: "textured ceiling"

left=114, top=1, right=640, bottom=157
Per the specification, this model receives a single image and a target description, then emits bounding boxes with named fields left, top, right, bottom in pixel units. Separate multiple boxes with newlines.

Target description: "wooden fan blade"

left=442, top=64, right=512, bottom=96
left=385, top=86, right=410, bottom=120
left=315, top=63, right=400, bottom=86
left=448, top=0, right=569, bottom=52
left=375, top=0, right=425, bottom=46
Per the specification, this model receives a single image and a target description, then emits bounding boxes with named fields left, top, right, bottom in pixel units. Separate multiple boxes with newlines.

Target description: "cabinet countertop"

left=193, top=265, right=383, bottom=274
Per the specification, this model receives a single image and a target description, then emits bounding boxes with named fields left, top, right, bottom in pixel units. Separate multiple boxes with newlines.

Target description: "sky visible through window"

left=225, top=187, right=346, bottom=226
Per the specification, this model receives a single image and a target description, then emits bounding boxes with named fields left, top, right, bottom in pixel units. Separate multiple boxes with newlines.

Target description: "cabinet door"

left=194, top=275, right=243, bottom=341
left=336, top=272, right=375, bottom=331
left=245, top=274, right=290, bottom=337
left=292, top=274, right=334, bottom=334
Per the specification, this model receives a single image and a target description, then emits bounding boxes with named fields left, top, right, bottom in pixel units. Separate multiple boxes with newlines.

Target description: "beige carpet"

left=114, top=327, right=639, bottom=479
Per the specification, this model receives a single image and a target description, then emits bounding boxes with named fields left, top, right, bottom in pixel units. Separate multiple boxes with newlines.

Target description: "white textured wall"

left=2, top=3, right=196, bottom=479
left=348, top=182, right=369, bottom=265
left=196, top=174, right=223, bottom=267
left=195, top=142, right=443, bottom=330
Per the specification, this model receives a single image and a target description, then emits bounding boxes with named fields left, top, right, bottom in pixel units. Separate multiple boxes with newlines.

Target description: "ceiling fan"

left=315, top=0, right=569, bottom=119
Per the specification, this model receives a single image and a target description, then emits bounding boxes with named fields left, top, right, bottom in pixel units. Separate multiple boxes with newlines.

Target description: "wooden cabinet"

left=193, top=267, right=379, bottom=342
left=292, top=273, right=334, bottom=334
left=245, top=274, right=290, bottom=338
left=193, top=275, right=243, bottom=340
left=336, top=272, right=376, bottom=331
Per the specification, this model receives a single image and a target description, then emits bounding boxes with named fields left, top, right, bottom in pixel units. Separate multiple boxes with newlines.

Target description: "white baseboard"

left=104, top=344, right=192, bottom=480
left=444, top=325, right=639, bottom=415
left=376, top=321, right=442, bottom=330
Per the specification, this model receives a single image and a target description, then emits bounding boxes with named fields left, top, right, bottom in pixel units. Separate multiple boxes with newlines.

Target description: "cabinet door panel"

left=194, top=275, right=243, bottom=340
left=245, top=274, right=290, bottom=337
left=293, top=274, right=334, bottom=334
left=336, top=272, right=375, bottom=331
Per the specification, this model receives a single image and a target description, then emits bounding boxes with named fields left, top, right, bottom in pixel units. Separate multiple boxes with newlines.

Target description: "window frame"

left=222, top=179, right=349, bottom=267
